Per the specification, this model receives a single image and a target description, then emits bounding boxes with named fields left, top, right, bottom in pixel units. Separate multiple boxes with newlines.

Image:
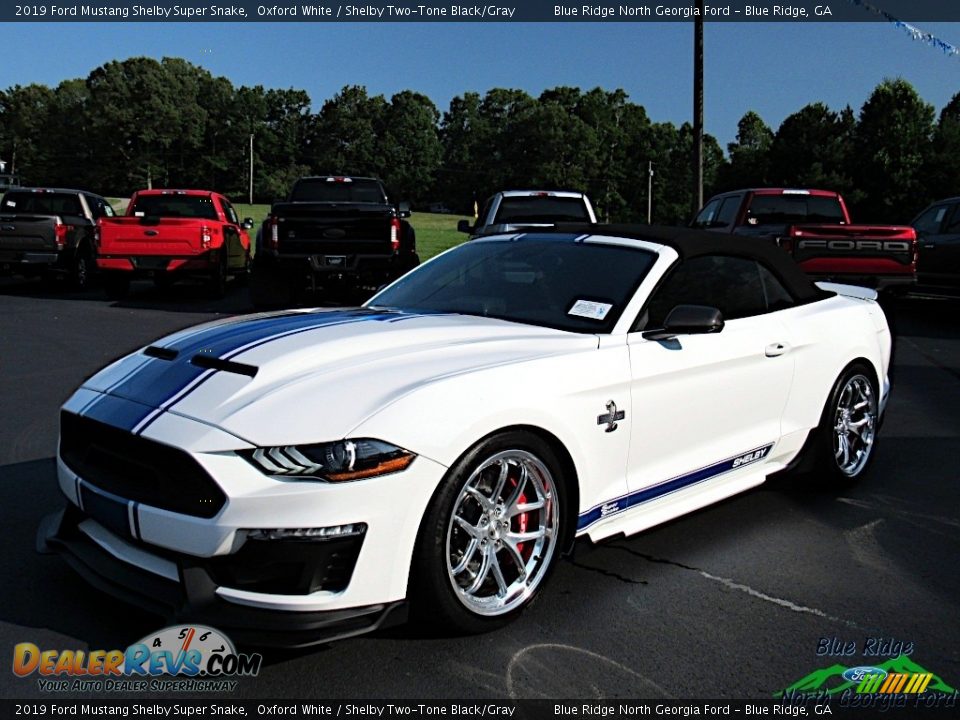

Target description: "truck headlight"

left=240, top=439, right=415, bottom=482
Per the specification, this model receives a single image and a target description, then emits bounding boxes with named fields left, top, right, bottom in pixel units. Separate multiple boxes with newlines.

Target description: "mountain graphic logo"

left=777, top=655, right=956, bottom=698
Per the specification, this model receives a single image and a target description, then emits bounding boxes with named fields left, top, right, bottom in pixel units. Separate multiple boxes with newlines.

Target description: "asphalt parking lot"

left=1, top=276, right=958, bottom=700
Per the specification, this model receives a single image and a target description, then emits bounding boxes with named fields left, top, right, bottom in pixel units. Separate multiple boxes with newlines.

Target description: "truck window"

left=290, top=179, right=386, bottom=203
left=1, top=192, right=82, bottom=216
left=222, top=200, right=239, bottom=225
left=692, top=199, right=721, bottom=228
left=494, top=196, right=590, bottom=223
left=745, top=194, right=845, bottom=226
left=131, top=194, right=219, bottom=220
left=913, top=204, right=948, bottom=235
left=715, top=196, right=741, bottom=227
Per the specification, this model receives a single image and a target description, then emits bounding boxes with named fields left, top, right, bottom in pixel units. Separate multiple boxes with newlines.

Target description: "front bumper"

left=47, top=393, right=450, bottom=645
left=40, top=505, right=407, bottom=648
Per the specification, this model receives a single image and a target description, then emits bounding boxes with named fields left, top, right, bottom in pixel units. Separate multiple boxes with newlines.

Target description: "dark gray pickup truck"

left=0, top=188, right=115, bottom=289
left=251, top=176, right=418, bottom=308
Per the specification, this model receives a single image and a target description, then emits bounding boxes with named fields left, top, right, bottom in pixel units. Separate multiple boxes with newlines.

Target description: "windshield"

left=130, top=194, right=219, bottom=220
left=368, top=235, right=656, bottom=333
left=494, top=196, right=590, bottom=224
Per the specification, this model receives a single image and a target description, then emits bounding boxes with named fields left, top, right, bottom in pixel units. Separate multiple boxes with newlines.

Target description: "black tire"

left=249, top=263, right=292, bottom=310
left=807, top=362, right=880, bottom=485
left=103, top=273, right=130, bottom=300
left=411, top=430, right=566, bottom=635
left=207, top=253, right=228, bottom=299
left=69, top=247, right=93, bottom=291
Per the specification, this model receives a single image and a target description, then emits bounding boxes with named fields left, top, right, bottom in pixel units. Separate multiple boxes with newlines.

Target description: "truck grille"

left=59, top=411, right=226, bottom=519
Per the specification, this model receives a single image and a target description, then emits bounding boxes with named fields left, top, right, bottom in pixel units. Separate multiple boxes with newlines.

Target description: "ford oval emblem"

left=323, top=228, right=346, bottom=239
left=145, top=230, right=159, bottom=236
left=842, top=666, right=887, bottom=683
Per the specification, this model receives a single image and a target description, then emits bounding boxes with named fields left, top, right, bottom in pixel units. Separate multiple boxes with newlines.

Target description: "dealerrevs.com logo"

left=13, top=625, right=262, bottom=692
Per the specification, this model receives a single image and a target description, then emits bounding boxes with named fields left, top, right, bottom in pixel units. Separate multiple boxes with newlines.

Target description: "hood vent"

left=191, top=354, right=259, bottom=378
left=143, top=346, right=178, bottom=361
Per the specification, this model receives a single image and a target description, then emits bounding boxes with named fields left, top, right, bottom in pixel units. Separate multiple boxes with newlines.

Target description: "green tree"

left=380, top=91, right=442, bottom=204
left=719, top=110, right=773, bottom=189
left=853, top=78, right=935, bottom=221
left=768, top=102, right=858, bottom=202
left=0, top=83, right=56, bottom=183
left=311, top=85, right=387, bottom=178
left=923, top=91, right=960, bottom=204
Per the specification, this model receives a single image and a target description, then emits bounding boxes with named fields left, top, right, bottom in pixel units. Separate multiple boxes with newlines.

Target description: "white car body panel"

left=48, top=231, right=892, bottom=631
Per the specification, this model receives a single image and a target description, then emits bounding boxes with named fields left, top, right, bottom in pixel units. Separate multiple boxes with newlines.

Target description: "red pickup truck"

left=692, top=188, right=917, bottom=290
left=96, top=189, right=252, bottom=299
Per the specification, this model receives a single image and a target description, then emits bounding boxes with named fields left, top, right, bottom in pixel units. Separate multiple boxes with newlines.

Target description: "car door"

left=624, top=254, right=795, bottom=496
left=219, top=198, right=245, bottom=269
left=920, top=202, right=960, bottom=287
left=913, top=202, right=954, bottom=285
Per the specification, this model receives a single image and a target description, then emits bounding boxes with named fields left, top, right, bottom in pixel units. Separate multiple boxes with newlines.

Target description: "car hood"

left=83, top=308, right=598, bottom=446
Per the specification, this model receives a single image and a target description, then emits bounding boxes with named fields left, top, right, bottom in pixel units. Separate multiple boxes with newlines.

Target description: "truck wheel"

left=250, top=264, right=292, bottom=310
left=103, top=274, right=130, bottom=300
left=70, top=247, right=93, bottom=291
left=207, top=253, right=228, bottom=299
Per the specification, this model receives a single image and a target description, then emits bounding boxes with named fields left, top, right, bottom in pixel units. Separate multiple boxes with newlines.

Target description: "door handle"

left=765, top=342, right=790, bottom=357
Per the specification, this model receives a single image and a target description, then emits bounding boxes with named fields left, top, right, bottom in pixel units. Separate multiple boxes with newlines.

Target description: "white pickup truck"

left=458, top=190, right=597, bottom=237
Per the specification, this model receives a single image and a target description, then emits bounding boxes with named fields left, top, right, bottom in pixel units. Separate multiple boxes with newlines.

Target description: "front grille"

left=60, top=411, right=226, bottom=519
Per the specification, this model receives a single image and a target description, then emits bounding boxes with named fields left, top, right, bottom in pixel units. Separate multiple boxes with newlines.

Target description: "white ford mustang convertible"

left=40, top=226, right=891, bottom=645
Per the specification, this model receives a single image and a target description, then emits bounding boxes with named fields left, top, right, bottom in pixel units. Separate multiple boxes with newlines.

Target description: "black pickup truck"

left=250, top=176, right=418, bottom=308
left=0, top=188, right=115, bottom=289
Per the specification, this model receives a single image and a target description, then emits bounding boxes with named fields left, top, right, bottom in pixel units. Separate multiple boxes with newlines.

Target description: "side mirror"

left=457, top=219, right=473, bottom=234
left=397, top=201, right=412, bottom=219
left=642, top=304, right=724, bottom=341
left=241, top=217, right=254, bottom=230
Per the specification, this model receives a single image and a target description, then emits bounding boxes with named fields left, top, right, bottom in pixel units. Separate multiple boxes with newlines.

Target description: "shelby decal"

left=577, top=443, right=775, bottom=532
left=732, top=447, right=768, bottom=467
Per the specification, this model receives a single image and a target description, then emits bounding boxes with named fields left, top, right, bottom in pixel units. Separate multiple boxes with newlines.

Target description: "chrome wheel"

left=832, top=373, right=877, bottom=477
left=445, top=449, right=560, bottom=617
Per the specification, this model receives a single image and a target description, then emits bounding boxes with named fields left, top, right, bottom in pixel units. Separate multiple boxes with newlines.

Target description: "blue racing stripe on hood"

left=87, top=309, right=424, bottom=427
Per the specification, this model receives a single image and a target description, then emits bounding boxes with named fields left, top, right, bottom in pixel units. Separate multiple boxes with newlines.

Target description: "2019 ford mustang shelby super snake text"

left=39, top=225, right=891, bottom=646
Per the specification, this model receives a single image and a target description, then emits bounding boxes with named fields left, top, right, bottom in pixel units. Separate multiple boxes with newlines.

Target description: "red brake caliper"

left=515, top=489, right=529, bottom=558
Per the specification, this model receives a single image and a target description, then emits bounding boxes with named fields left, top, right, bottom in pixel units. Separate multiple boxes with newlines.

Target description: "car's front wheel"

left=412, top=432, right=565, bottom=634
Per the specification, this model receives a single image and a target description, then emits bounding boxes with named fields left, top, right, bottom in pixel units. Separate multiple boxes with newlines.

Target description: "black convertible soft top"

left=539, top=222, right=826, bottom=304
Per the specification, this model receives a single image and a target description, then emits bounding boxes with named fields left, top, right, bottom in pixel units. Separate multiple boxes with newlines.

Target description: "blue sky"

left=1, top=21, right=958, bottom=148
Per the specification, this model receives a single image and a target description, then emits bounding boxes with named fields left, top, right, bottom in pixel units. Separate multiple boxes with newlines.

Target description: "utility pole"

left=249, top=134, right=254, bottom=205
left=647, top=161, right=654, bottom=224
left=692, top=4, right=704, bottom=215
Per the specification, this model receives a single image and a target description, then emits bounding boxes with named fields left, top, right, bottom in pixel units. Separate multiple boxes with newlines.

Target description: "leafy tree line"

left=0, top=57, right=954, bottom=224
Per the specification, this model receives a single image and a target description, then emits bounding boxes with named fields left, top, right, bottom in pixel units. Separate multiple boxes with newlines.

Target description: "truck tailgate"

left=789, top=224, right=916, bottom=273
left=0, top=214, right=59, bottom=254
left=272, top=202, right=394, bottom=255
left=98, top=217, right=208, bottom=256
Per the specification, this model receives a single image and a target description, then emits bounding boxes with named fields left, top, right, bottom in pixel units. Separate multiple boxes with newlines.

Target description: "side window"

left=692, top=199, right=721, bottom=228
left=222, top=200, right=239, bottom=225
left=945, top=203, right=960, bottom=234
left=642, top=255, right=789, bottom=329
left=913, top=205, right=947, bottom=235
left=715, top=196, right=741, bottom=228
left=101, top=200, right=115, bottom=218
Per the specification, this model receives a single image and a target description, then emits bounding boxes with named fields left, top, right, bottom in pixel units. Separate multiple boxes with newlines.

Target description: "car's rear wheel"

left=814, top=364, right=879, bottom=483
left=70, top=247, right=92, bottom=291
left=412, top=431, right=564, bottom=634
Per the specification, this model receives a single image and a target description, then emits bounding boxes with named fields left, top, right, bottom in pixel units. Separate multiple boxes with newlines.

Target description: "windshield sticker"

left=568, top=299, right=612, bottom=321
left=4, top=200, right=15, bottom=208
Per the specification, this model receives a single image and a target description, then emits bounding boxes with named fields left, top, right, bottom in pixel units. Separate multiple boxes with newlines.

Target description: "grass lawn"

left=109, top=199, right=470, bottom=262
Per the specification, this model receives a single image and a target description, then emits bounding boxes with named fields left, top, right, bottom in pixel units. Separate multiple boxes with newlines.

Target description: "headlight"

left=240, top=439, right=415, bottom=482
